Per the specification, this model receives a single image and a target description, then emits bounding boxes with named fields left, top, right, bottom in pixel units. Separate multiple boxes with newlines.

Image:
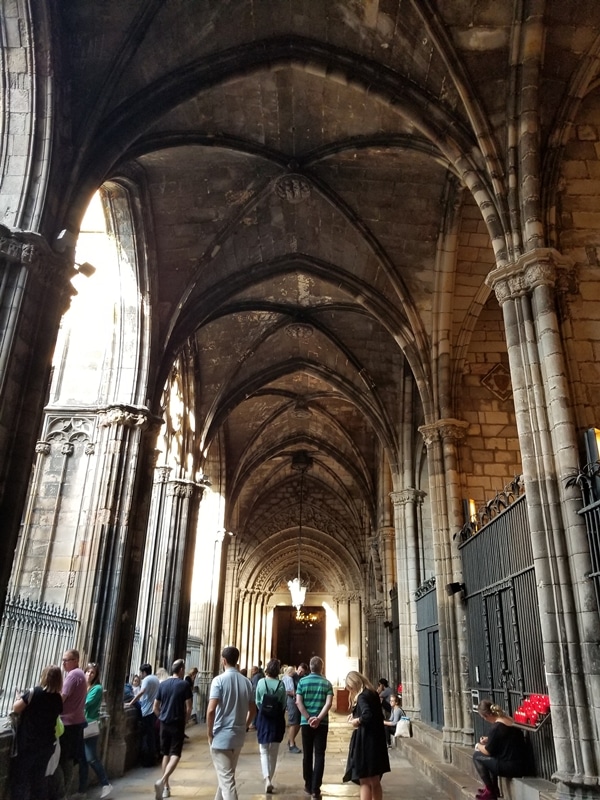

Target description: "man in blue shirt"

left=295, top=656, right=334, bottom=799
left=207, top=646, right=256, bottom=800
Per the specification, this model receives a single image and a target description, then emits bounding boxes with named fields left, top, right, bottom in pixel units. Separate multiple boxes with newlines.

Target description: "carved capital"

left=61, top=442, right=74, bottom=455
left=155, top=466, right=172, bottom=483
left=167, top=480, right=196, bottom=499
left=35, top=441, right=51, bottom=455
left=486, top=248, right=574, bottom=304
left=390, top=488, right=427, bottom=507
left=419, top=418, right=468, bottom=446
left=98, top=404, right=162, bottom=431
left=0, top=226, right=75, bottom=300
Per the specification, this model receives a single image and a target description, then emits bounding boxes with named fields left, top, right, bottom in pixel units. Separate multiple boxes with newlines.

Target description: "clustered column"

left=487, top=248, right=600, bottom=796
left=0, top=228, right=74, bottom=615
left=418, top=418, right=471, bottom=752
left=390, top=488, right=425, bottom=713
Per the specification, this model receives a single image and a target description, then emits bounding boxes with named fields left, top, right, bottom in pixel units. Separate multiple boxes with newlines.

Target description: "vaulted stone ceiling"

left=49, top=0, right=600, bottom=594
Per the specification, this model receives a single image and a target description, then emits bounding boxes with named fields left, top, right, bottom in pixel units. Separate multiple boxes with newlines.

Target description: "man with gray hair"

left=207, top=646, right=255, bottom=800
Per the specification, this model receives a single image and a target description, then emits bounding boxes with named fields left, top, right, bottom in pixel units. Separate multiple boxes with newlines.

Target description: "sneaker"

left=312, top=793, right=322, bottom=799
left=304, top=786, right=312, bottom=795
left=265, top=778, right=274, bottom=793
left=100, top=787, right=113, bottom=799
left=163, top=788, right=171, bottom=799
left=154, top=779, right=165, bottom=800
left=289, top=744, right=302, bottom=754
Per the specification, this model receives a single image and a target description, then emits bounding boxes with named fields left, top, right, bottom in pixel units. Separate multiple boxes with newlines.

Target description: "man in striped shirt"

left=295, top=656, right=334, bottom=800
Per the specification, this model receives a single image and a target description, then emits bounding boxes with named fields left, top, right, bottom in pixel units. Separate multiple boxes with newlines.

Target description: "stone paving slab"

left=91, top=715, right=451, bottom=800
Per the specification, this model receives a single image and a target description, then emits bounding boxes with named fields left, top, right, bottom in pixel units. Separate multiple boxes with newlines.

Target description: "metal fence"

left=0, top=593, right=78, bottom=717
left=578, top=497, right=600, bottom=613
left=459, top=495, right=557, bottom=780
left=415, top=577, right=444, bottom=729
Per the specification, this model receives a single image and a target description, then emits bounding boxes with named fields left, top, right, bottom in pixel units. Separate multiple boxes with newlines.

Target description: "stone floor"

left=90, top=712, right=452, bottom=800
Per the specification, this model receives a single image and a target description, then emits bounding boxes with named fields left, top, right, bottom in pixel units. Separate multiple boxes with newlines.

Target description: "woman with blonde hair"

left=342, top=671, right=390, bottom=800
left=473, top=699, right=527, bottom=800
left=10, top=664, right=63, bottom=799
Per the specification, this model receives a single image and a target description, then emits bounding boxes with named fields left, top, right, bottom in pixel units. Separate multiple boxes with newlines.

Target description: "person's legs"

left=473, top=752, right=500, bottom=796
left=301, top=726, right=315, bottom=792
left=311, top=724, right=329, bottom=796
left=259, top=743, right=270, bottom=779
left=210, top=748, right=241, bottom=800
left=85, top=736, right=110, bottom=785
left=359, top=776, right=382, bottom=800
left=289, top=723, right=301, bottom=749
left=268, top=741, right=280, bottom=781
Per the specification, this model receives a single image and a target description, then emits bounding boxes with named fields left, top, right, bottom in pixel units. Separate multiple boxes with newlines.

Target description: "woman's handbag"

left=83, top=719, right=100, bottom=739
left=394, top=716, right=412, bottom=738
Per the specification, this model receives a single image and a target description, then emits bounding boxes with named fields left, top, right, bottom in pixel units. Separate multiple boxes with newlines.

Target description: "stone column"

left=84, top=403, right=161, bottom=775
left=487, top=248, right=600, bottom=797
left=418, top=419, right=471, bottom=754
left=0, top=228, right=74, bottom=617
left=390, top=488, right=426, bottom=714
left=349, top=593, right=362, bottom=665
left=155, top=479, right=204, bottom=667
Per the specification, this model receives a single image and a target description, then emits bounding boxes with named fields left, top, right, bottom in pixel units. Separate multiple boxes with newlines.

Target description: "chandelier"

left=288, top=452, right=312, bottom=611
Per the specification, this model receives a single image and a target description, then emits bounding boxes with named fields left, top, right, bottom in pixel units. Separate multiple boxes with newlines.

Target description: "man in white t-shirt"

left=207, top=646, right=255, bottom=800
left=128, top=663, right=160, bottom=766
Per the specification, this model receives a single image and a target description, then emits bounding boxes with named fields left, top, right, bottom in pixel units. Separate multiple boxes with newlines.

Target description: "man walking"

left=128, top=663, right=160, bottom=766
left=51, top=648, right=87, bottom=800
left=295, top=656, right=334, bottom=800
left=207, top=646, right=255, bottom=800
left=153, top=659, right=193, bottom=800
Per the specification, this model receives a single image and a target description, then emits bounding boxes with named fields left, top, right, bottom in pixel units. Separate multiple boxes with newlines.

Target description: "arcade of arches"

left=2, top=1, right=600, bottom=798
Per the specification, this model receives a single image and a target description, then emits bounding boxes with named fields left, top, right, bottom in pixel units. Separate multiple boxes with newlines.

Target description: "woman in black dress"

left=473, top=699, right=528, bottom=800
left=343, top=671, right=390, bottom=800
left=10, top=664, right=63, bottom=800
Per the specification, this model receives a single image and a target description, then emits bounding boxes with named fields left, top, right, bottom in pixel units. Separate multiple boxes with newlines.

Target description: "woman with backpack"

left=255, top=658, right=287, bottom=793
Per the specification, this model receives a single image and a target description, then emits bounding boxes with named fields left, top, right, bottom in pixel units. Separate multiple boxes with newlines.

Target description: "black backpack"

left=260, top=678, right=283, bottom=718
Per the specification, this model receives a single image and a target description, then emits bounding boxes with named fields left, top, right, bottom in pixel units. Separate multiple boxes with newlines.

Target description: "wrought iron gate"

left=460, top=495, right=556, bottom=779
left=415, top=578, right=444, bottom=729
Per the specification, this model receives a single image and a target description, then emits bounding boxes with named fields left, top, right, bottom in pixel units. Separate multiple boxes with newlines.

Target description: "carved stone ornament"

left=155, top=466, right=172, bottom=483
left=285, top=321, right=314, bottom=339
left=419, top=418, right=468, bottom=446
left=481, top=363, right=512, bottom=401
left=167, top=480, right=196, bottom=499
left=486, top=248, right=574, bottom=304
left=275, top=174, right=311, bottom=204
left=390, top=488, right=426, bottom=506
left=98, top=404, right=161, bottom=430
left=0, top=226, right=75, bottom=297
left=35, top=441, right=51, bottom=455
left=414, top=576, right=436, bottom=599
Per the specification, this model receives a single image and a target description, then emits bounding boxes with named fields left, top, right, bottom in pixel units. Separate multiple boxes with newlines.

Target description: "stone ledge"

left=394, top=734, right=556, bottom=800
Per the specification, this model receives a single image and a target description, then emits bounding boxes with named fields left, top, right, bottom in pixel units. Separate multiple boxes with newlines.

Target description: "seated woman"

left=473, top=699, right=528, bottom=800
left=382, top=694, right=404, bottom=746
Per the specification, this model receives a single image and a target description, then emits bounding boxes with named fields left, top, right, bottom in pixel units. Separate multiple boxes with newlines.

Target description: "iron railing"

left=0, top=593, right=78, bottom=717
left=577, top=498, right=600, bottom=613
left=459, top=495, right=557, bottom=781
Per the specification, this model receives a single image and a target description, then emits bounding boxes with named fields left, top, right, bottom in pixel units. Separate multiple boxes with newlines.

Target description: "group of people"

left=203, top=648, right=391, bottom=800
left=9, top=644, right=529, bottom=800
left=10, top=648, right=113, bottom=800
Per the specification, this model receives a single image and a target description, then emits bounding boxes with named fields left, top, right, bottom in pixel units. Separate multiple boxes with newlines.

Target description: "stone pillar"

left=0, top=228, right=74, bottom=617
left=379, top=527, right=395, bottom=669
left=487, top=248, right=600, bottom=797
left=418, top=419, right=471, bottom=754
left=349, top=593, right=362, bottom=665
left=390, top=488, right=426, bottom=714
left=84, top=403, right=161, bottom=775
left=155, top=479, right=204, bottom=667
